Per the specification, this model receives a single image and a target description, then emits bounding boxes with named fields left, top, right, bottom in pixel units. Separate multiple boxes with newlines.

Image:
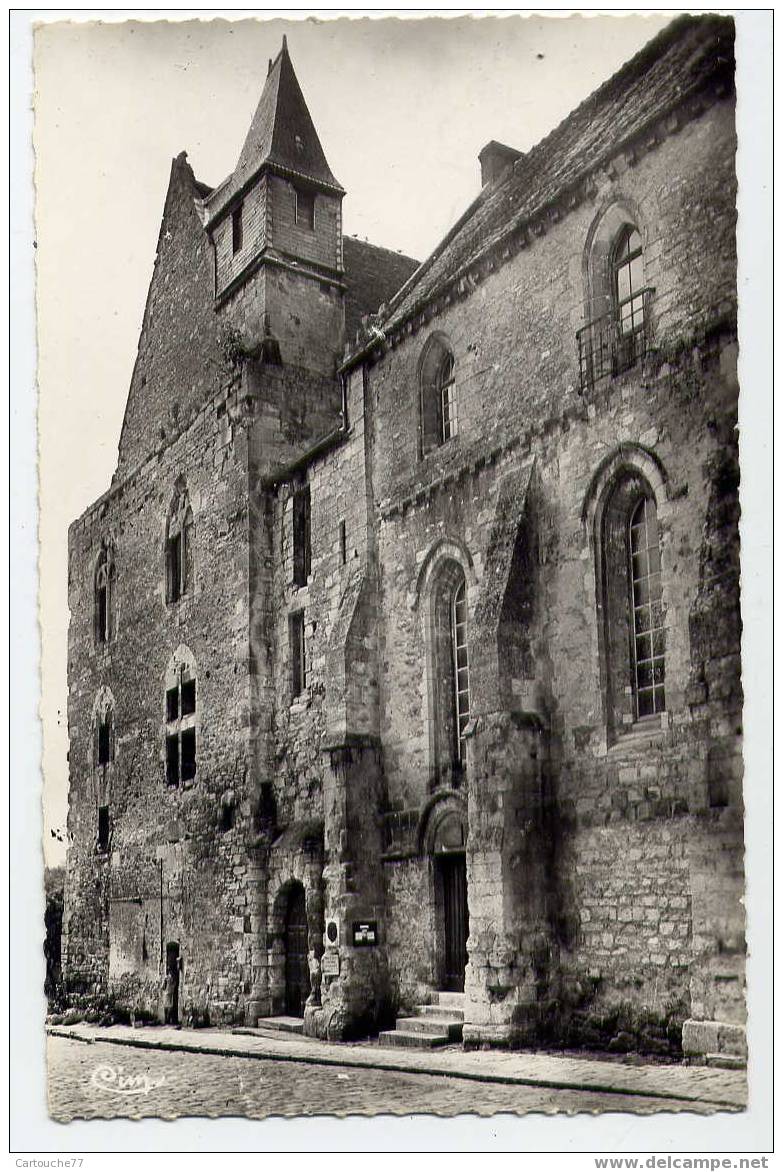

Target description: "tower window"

left=94, top=544, right=116, bottom=645
left=290, top=611, right=307, bottom=698
left=339, top=519, right=347, bottom=566
left=98, top=717, right=111, bottom=766
left=165, top=665, right=197, bottom=787
left=166, top=487, right=193, bottom=604
left=295, top=188, right=315, bottom=230
left=97, top=806, right=110, bottom=853
left=232, top=203, right=244, bottom=254
left=292, top=486, right=311, bottom=587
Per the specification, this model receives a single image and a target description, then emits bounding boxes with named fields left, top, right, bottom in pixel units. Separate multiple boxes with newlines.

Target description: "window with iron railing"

left=576, top=286, right=654, bottom=393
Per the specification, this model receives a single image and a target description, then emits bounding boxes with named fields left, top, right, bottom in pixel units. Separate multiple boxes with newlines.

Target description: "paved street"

left=48, top=1034, right=739, bottom=1121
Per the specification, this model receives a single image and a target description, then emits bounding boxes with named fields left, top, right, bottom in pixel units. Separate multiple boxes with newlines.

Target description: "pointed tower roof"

left=207, top=37, right=342, bottom=223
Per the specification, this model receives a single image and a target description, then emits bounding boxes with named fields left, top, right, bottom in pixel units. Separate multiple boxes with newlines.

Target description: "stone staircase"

left=379, top=991, right=465, bottom=1049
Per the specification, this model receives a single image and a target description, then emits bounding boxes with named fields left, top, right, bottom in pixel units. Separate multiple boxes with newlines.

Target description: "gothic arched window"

left=419, top=335, right=457, bottom=456
left=165, top=647, right=197, bottom=787
left=599, top=472, right=666, bottom=735
left=612, top=225, right=645, bottom=341
left=94, top=544, right=115, bottom=645
left=628, top=494, right=666, bottom=719
left=166, top=487, right=194, bottom=604
left=428, top=559, right=471, bottom=781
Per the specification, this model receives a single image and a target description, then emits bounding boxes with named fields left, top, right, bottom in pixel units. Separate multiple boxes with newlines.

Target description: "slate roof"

left=374, top=14, right=735, bottom=341
left=207, top=37, right=342, bottom=225
left=342, top=237, right=420, bottom=347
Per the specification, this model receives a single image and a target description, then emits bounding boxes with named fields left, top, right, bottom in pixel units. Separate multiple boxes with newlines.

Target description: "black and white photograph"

left=12, top=5, right=773, bottom=1157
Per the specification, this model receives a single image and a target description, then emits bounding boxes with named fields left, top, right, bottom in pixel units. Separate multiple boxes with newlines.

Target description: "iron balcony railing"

left=576, top=287, right=655, bottom=393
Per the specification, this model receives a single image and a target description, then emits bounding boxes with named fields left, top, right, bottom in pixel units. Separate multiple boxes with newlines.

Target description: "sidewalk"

left=47, top=1022, right=747, bottom=1110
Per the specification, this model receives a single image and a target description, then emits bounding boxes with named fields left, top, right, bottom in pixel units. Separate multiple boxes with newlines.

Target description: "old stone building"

left=64, top=16, right=745, bottom=1060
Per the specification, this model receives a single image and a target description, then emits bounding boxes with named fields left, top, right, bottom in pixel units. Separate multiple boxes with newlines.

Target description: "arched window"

left=599, top=472, right=666, bottom=736
left=611, top=226, right=647, bottom=374
left=94, top=544, right=115, bottom=645
left=166, top=486, right=193, bottom=604
left=420, top=335, right=457, bottom=456
left=578, top=205, right=652, bottom=391
left=451, top=579, right=470, bottom=762
left=428, top=559, right=471, bottom=781
left=628, top=494, right=666, bottom=719
left=165, top=647, right=197, bottom=787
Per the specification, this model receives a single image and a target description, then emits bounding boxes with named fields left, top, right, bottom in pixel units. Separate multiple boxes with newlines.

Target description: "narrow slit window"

left=232, top=203, right=244, bottom=254
left=629, top=495, right=666, bottom=719
left=290, top=612, right=306, bottom=697
left=339, top=519, right=347, bottom=566
left=98, top=718, right=111, bottom=766
left=97, top=806, right=110, bottom=852
left=166, top=488, right=193, bottom=604
left=94, top=546, right=115, bottom=644
left=292, top=486, right=311, bottom=587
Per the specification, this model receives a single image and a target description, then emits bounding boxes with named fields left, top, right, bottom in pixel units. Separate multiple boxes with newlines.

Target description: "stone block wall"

left=65, top=379, right=259, bottom=1024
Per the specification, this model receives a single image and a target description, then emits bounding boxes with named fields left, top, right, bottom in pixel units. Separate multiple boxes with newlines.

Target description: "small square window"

left=232, top=203, right=244, bottom=254
left=166, top=686, right=179, bottom=723
left=181, top=728, right=197, bottom=782
left=181, top=678, right=196, bottom=718
left=295, top=188, right=315, bottom=230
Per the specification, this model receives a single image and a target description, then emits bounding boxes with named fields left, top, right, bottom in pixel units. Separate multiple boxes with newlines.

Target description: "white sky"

left=36, top=10, right=701, bottom=865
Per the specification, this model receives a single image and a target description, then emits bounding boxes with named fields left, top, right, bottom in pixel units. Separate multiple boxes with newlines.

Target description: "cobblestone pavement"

left=48, top=1035, right=737, bottom=1122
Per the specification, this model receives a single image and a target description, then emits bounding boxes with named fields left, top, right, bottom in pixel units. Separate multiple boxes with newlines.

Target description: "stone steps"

left=255, top=1015, right=304, bottom=1035
left=378, top=992, right=465, bottom=1049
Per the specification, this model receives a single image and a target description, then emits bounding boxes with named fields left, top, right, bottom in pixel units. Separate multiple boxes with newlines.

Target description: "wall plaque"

left=321, top=950, right=340, bottom=977
left=352, top=920, right=378, bottom=947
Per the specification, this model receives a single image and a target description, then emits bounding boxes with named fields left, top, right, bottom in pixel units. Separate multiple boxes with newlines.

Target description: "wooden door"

left=284, top=884, right=310, bottom=1017
left=165, top=942, right=180, bottom=1025
left=440, top=854, right=469, bottom=992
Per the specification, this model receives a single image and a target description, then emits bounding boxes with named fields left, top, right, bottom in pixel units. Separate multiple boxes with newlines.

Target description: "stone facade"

left=64, top=18, right=745, bottom=1058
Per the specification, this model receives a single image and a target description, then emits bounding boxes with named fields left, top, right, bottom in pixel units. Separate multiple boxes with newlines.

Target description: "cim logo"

left=90, top=1062, right=166, bottom=1096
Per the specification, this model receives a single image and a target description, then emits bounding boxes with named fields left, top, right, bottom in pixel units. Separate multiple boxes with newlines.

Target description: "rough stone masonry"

left=63, top=16, right=745, bottom=1061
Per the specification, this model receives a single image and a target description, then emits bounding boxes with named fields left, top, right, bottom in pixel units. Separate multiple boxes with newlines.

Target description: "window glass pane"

left=166, top=735, right=179, bottom=786
left=637, top=690, right=654, bottom=718
left=166, top=686, right=179, bottom=722
left=181, top=678, right=196, bottom=717
left=181, top=729, right=196, bottom=781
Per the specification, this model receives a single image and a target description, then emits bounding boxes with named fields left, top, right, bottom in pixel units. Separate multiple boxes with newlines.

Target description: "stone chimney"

left=479, top=140, right=523, bottom=187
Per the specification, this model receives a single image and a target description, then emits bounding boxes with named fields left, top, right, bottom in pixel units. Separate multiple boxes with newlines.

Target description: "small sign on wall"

left=352, top=920, right=378, bottom=947
left=321, top=951, right=340, bottom=977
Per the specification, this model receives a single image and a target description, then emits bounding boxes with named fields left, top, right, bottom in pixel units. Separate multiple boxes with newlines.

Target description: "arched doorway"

left=283, top=882, right=310, bottom=1016
left=433, top=811, right=469, bottom=992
